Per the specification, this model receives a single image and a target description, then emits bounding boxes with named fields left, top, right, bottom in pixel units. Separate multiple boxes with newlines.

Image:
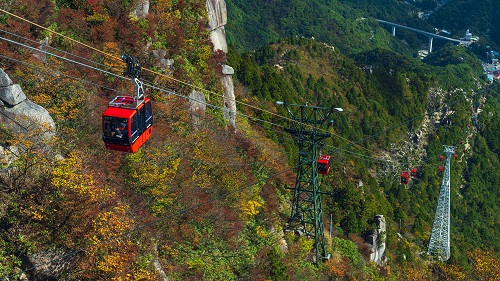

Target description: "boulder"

left=133, top=0, right=149, bottom=19
left=221, top=64, right=234, bottom=75
left=0, top=69, right=55, bottom=141
left=0, top=69, right=13, bottom=86
left=0, top=99, right=56, bottom=138
left=0, top=84, right=27, bottom=106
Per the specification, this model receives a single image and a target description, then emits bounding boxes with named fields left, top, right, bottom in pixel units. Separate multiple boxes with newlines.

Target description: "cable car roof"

left=103, top=105, right=136, bottom=119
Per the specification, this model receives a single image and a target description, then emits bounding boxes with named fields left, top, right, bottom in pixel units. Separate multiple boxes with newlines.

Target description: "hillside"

left=0, top=0, right=499, bottom=280
left=226, top=0, right=500, bottom=56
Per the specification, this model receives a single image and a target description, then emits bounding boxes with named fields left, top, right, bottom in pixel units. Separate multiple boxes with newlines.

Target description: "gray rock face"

left=368, top=215, right=387, bottom=265
left=221, top=64, right=234, bottom=75
left=0, top=69, right=56, bottom=141
left=206, top=0, right=227, bottom=30
left=189, top=90, right=207, bottom=128
left=133, top=0, right=150, bottom=19
left=205, top=0, right=235, bottom=129
left=210, top=27, right=228, bottom=53
left=152, top=49, right=175, bottom=73
left=0, top=99, right=55, bottom=136
left=0, top=69, right=13, bottom=86
left=0, top=84, right=27, bottom=106
left=206, top=0, right=228, bottom=53
left=222, top=75, right=236, bottom=128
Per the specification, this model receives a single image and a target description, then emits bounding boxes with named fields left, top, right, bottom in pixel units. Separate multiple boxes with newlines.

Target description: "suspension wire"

left=0, top=52, right=286, bottom=171
left=0, top=8, right=496, bottom=272
left=323, top=83, right=500, bottom=169
left=1, top=33, right=493, bottom=172
left=0, top=54, right=126, bottom=96
left=0, top=35, right=291, bottom=133
left=0, top=35, right=120, bottom=78
left=0, top=28, right=115, bottom=73
left=0, top=10, right=366, bottom=150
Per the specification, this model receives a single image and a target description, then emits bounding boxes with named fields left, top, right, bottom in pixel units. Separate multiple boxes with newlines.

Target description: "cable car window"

left=104, top=116, right=129, bottom=141
left=137, top=106, right=145, bottom=131
left=131, top=113, right=139, bottom=142
left=318, top=163, right=327, bottom=173
left=145, top=101, right=152, bottom=127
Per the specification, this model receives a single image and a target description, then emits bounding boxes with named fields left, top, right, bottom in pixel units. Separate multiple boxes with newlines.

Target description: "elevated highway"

left=376, top=19, right=466, bottom=53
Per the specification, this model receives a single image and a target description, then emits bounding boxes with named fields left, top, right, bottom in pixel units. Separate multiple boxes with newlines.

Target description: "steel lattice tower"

left=428, top=145, right=456, bottom=261
left=278, top=101, right=341, bottom=264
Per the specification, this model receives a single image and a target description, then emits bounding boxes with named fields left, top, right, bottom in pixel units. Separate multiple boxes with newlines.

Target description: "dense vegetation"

left=0, top=0, right=499, bottom=280
left=226, top=0, right=500, bottom=55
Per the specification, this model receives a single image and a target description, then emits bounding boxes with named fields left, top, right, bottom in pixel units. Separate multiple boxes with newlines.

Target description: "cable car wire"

left=0, top=28, right=115, bottom=73
left=0, top=8, right=497, bottom=276
left=0, top=10, right=364, bottom=149
left=1, top=34, right=490, bottom=175
left=0, top=54, right=127, bottom=96
left=0, top=52, right=287, bottom=170
left=0, top=35, right=291, bottom=133
left=323, top=82, right=500, bottom=169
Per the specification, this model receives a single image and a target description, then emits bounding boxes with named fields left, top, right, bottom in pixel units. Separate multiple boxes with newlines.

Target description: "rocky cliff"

left=206, top=0, right=237, bottom=129
left=0, top=69, right=55, bottom=147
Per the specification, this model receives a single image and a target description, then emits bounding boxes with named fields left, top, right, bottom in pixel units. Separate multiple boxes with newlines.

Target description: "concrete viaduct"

left=376, top=19, right=464, bottom=53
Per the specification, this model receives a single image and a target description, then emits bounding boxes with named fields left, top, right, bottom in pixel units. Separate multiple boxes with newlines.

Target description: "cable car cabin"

left=102, top=96, right=153, bottom=153
left=401, top=170, right=410, bottom=184
left=438, top=166, right=444, bottom=173
left=317, top=155, right=332, bottom=175
left=410, top=168, right=417, bottom=178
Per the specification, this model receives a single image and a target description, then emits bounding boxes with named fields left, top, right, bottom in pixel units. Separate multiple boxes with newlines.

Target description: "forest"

left=0, top=0, right=499, bottom=280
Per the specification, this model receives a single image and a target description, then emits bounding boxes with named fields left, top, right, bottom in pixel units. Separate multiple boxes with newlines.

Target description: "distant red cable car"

left=401, top=170, right=409, bottom=184
left=317, top=154, right=332, bottom=175
left=439, top=155, right=444, bottom=161
left=410, top=168, right=417, bottom=178
left=454, top=154, right=459, bottom=160
left=438, top=166, right=444, bottom=173
left=102, top=55, right=153, bottom=153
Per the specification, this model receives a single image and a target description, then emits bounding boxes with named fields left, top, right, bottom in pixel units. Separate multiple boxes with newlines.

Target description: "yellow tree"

left=467, top=248, right=500, bottom=281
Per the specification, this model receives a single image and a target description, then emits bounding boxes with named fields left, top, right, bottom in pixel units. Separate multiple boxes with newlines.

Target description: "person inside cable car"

left=318, top=163, right=328, bottom=174
left=114, top=125, right=123, bottom=138
left=103, top=117, right=128, bottom=141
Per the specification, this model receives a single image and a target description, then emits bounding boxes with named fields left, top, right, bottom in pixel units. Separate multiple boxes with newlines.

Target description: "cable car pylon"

left=427, top=145, right=456, bottom=261
left=276, top=101, right=342, bottom=265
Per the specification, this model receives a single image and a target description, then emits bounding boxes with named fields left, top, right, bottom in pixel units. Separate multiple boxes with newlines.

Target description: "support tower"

left=428, top=145, right=456, bottom=261
left=278, top=101, right=341, bottom=265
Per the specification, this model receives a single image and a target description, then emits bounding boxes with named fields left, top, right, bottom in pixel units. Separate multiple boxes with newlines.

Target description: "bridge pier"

left=428, top=37, right=434, bottom=53
left=392, top=26, right=396, bottom=37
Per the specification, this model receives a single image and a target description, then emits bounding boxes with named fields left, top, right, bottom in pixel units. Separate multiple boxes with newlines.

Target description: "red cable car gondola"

left=410, top=168, right=417, bottom=178
left=102, top=55, right=153, bottom=153
left=401, top=170, right=409, bottom=184
left=438, top=166, right=444, bottom=173
left=317, top=154, right=332, bottom=175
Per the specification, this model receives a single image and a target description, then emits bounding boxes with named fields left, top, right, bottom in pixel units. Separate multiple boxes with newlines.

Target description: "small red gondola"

left=410, top=168, right=417, bottom=178
left=454, top=154, right=459, bottom=160
left=102, top=55, right=153, bottom=153
left=438, top=166, right=444, bottom=173
left=317, top=154, right=332, bottom=175
left=439, top=155, right=444, bottom=161
left=401, top=170, right=410, bottom=184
